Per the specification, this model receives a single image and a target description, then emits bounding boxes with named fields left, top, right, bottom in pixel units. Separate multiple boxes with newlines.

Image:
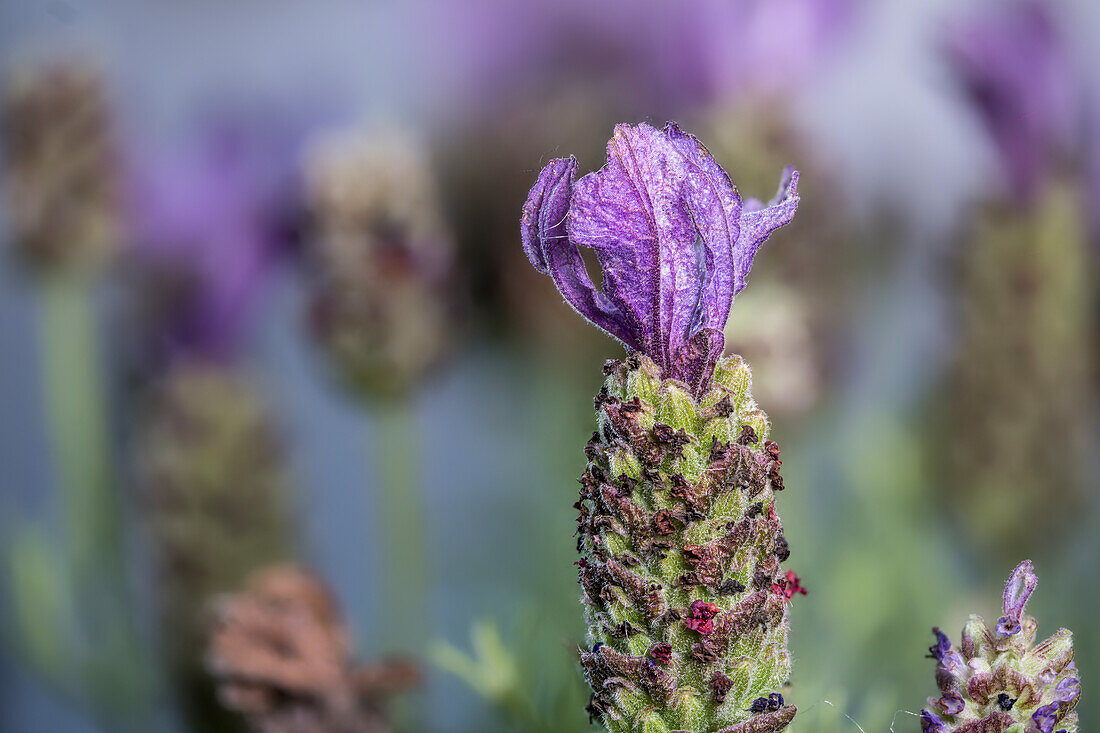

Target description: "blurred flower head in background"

left=304, top=126, right=457, bottom=400
left=685, top=0, right=859, bottom=102
left=935, top=0, right=1097, bottom=564
left=1, top=59, right=121, bottom=275
left=206, top=564, right=420, bottom=733
left=943, top=0, right=1083, bottom=204
left=139, top=363, right=296, bottom=729
left=127, top=102, right=313, bottom=364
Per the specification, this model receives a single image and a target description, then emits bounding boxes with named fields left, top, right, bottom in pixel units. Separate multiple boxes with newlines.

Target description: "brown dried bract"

left=206, top=565, right=419, bottom=733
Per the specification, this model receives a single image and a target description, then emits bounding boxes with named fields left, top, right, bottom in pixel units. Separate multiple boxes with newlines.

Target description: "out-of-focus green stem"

left=39, top=276, right=119, bottom=587
left=36, top=276, right=152, bottom=729
left=372, top=400, right=429, bottom=651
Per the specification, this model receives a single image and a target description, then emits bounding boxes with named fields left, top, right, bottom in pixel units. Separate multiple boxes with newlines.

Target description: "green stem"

left=38, top=276, right=152, bottom=729
left=372, top=400, right=429, bottom=652
left=38, top=276, right=119, bottom=593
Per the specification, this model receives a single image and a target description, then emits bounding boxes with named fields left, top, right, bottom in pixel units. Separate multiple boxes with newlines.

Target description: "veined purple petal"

left=936, top=650, right=967, bottom=692
left=1002, top=560, right=1038, bottom=624
left=521, top=156, right=636, bottom=347
left=734, top=168, right=800, bottom=295
left=569, top=123, right=692, bottom=369
left=663, top=121, right=740, bottom=347
left=522, top=122, right=797, bottom=393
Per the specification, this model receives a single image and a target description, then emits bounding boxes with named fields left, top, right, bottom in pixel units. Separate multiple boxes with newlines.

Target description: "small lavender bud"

left=522, top=122, right=800, bottom=732
left=919, top=561, right=1079, bottom=732
left=304, top=128, right=456, bottom=400
left=1, top=60, right=120, bottom=274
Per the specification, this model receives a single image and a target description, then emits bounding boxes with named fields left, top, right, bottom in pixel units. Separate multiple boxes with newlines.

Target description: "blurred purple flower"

left=944, top=0, right=1081, bottom=203
left=427, top=0, right=701, bottom=113
left=522, top=121, right=798, bottom=395
left=128, top=106, right=309, bottom=361
left=429, top=0, right=858, bottom=116
left=688, top=0, right=859, bottom=99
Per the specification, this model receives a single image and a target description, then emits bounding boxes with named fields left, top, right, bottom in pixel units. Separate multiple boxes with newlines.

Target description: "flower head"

left=2, top=60, right=121, bottom=273
left=919, top=561, right=1079, bottom=733
left=943, top=0, right=1080, bottom=202
left=522, top=122, right=798, bottom=395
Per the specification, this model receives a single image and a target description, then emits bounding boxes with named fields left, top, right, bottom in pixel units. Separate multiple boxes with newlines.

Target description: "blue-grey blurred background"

left=1, top=0, right=1098, bottom=731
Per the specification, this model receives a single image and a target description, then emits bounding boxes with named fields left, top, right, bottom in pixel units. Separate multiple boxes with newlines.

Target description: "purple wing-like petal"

left=1002, top=559, right=1038, bottom=621
left=521, top=156, right=635, bottom=347
left=663, top=121, right=741, bottom=341
left=521, top=122, right=798, bottom=395
left=734, top=167, right=800, bottom=295
left=937, top=691, right=965, bottom=716
left=569, top=123, right=693, bottom=367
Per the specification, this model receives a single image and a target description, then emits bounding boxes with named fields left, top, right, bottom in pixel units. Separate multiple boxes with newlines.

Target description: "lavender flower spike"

left=525, top=123, right=803, bottom=732
left=522, top=122, right=798, bottom=395
left=918, top=560, right=1078, bottom=732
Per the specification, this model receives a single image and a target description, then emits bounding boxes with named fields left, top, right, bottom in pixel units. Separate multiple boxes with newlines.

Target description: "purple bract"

left=996, top=559, right=1038, bottom=636
left=522, top=121, right=798, bottom=394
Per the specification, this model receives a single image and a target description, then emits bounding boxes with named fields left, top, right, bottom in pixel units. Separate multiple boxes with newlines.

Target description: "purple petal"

left=1054, top=677, right=1080, bottom=705
left=569, top=123, right=694, bottom=369
left=524, top=122, right=797, bottom=392
left=734, top=167, right=800, bottom=295
left=937, top=691, right=965, bottom=716
left=920, top=709, right=949, bottom=733
left=1002, top=560, right=1038, bottom=623
left=937, top=650, right=968, bottom=692
left=995, top=615, right=1022, bottom=636
left=521, top=156, right=636, bottom=348
left=928, top=627, right=953, bottom=661
left=1032, top=702, right=1061, bottom=733
left=662, top=121, right=741, bottom=339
